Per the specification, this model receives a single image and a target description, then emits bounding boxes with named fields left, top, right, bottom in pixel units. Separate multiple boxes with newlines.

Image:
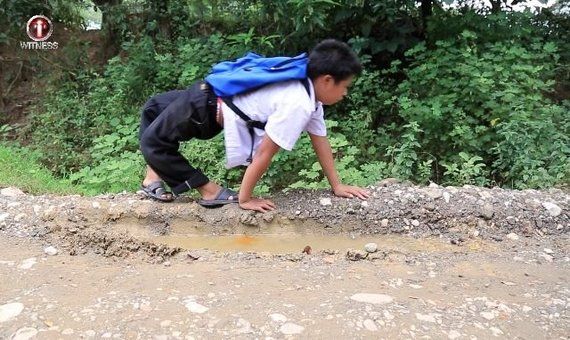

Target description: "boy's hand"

left=333, top=184, right=370, bottom=200
left=239, top=198, right=276, bottom=212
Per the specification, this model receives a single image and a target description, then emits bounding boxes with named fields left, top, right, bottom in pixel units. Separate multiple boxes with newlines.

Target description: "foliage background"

left=1, top=0, right=568, bottom=195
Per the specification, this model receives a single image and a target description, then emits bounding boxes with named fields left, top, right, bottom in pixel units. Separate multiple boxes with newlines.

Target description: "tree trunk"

left=489, top=0, right=502, bottom=13
left=420, top=0, right=432, bottom=39
left=92, top=0, right=122, bottom=58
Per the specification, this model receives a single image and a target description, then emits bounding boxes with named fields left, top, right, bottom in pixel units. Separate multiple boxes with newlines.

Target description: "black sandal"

left=197, top=188, right=238, bottom=208
left=140, top=181, right=175, bottom=202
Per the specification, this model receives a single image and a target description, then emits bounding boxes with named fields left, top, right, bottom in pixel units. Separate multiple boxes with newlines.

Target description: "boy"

left=139, top=39, right=369, bottom=212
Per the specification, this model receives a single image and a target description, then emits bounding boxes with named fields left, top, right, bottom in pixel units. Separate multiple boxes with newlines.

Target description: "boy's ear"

left=314, top=74, right=335, bottom=85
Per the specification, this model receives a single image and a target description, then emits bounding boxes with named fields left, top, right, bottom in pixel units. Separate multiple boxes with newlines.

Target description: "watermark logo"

left=21, top=15, right=59, bottom=50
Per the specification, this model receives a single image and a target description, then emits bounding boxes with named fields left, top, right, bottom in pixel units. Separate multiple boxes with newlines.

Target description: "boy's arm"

left=239, top=134, right=281, bottom=212
left=309, top=133, right=369, bottom=199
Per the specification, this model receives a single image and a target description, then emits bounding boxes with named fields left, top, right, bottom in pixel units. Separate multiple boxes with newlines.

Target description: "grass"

left=0, top=143, right=83, bottom=195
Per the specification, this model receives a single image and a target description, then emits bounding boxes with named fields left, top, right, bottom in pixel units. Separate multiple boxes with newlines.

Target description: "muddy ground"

left=0, top=181, right=568, bottom=339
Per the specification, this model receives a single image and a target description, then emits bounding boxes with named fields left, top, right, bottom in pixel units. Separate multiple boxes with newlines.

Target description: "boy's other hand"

left=239, top=198, right=276, bottom=212
left=333, top=184, right=370, bottom=200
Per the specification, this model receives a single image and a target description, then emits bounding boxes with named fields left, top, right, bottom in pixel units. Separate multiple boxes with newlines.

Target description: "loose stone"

left=184, top=301, right=209, bottom=314
left=279, top=322, right=304, bottom=335
left=0, top=187, right=25, bottom=197
left=448, top=330, right=461, bottom=339
left=11, top=327, right=38, bottom=340
left=364, top=243, right=378, bottom=253
left=542, top=202, right=562, bottom=217
left=269, top=313, right=287, bottom=323
left=506, top=233, right=519, bottom=241
left=319, top=198, right=332, bottom=206
left=350, top=293, right=393, bottom=305
left=363, top=319, right=378, bottom=331
left=18, top=258, right=37, bottom=270
left=0, top=302, right=24, bottom=322
left=44, top=246, right=58, bottom=256
left=415, top=313, right=437, bottom=323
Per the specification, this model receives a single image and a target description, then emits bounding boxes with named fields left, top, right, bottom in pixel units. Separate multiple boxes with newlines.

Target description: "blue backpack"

left=205, top=52, right=309, bottom=97
left=205, top=52, right=311, bottom=162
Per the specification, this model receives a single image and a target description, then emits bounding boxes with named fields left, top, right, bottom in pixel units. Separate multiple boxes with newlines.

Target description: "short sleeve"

left=304, top=105, right=327, bottom=136
left=264, top=102, right=312, bottom=151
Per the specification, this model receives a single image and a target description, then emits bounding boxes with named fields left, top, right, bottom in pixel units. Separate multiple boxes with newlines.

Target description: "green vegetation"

left=0, top=144, right=81, bottom=195
left=1, top=1, right=568, bottom=194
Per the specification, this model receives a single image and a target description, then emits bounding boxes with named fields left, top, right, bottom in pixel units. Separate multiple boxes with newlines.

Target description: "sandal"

left=140, top=181, right=175, bottom=202
left=197, top=187, right=238, bottom=208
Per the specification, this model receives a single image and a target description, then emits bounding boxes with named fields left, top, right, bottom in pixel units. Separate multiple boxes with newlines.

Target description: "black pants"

left=139, top=81, right=222, bottom=194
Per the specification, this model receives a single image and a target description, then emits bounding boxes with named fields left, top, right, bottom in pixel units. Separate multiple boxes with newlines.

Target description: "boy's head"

left=307, top=39, right=362, bottom=105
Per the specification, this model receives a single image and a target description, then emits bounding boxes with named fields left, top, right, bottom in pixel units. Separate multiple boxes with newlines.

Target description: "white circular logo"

left=26, top=15, right=54, bottom=42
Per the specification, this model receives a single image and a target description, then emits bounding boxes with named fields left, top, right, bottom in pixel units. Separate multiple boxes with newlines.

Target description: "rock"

left=364, top=243, right=378, bottom=253
left=350, top=293, right=393, bottom=305
left=480, top=203, right=494, bottom=220
left=61, top=329, right=74, bottom=335
left=279, top=322, right=304, bottom=335
left=542, top=202, right=562, bottom=217
left=269, top=313, right=287, bottom=323
left=11, top=327, right=38, bottom=340
left=363, top=319, right=378, bottom=331
left=506, top=233, right=519, bottom=241
left=443, top=191, right=451, bottom=203
left=361, top=201, right=369, bottom=208
left=184, top=301, right=209, bottom=314
left=381, top=219, right=389, bottom=227
left=489, top=327, right=503, bottom=336
left=239, top=212, right=258, bottom=226
left=448, top=330, right=461, bottom=339
left=411, top=220, right=420, bottom=227
left=346, top=249, right=368, bottom=261
left=540, top=253, right=554, bottom=262
left=522, top=306, right=532, bottom=312
left=0, top=213, right=9, bottom=222
left=480, top=311, right=495, bottom=320
left=543, top=248, right=554, bottom=254
left=319, top=198, right=332, bottom=206
left=18, top=258, right=37, bottom=270
left=44, top=246, right=58, bottom=256
left=235, top=318, right=253, bottom=334
left=425, top=188, right=443, bottom=199
left=92, top=202, right=101, bottom=209
left=415, top=313, right=437, bottom=323
left=0, top=302, right=24, bottom=322
left=0, top=187, right=25, bottom=197
left=84, top=330, right=96, bottom=337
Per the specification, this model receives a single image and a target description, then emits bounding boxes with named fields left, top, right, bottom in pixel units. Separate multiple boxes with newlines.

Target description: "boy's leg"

left=140, top=82, right=225, bottom=198
left=139, top=90, right=187, bottom=201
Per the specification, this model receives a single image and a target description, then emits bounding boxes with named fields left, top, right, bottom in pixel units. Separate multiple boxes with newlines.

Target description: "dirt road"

left=0, top=183, right=568, bottom=339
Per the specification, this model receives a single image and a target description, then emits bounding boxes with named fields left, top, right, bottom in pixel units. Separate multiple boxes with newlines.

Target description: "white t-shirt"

left=222, top=79, right=327, bottom=168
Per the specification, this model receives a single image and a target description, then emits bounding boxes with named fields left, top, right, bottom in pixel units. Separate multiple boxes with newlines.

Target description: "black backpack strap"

left=221, top=97, right=264, bottom=163
left=300, top=78, right=311, bottom=97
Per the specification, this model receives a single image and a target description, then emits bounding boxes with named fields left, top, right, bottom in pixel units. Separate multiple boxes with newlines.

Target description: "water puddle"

left=112, top=219, right=493, bottom=254
left=154, top=234, right=471, bottom=254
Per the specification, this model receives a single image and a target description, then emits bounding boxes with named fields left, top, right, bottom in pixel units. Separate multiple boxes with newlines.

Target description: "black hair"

left=307, top=39, right=362, bottom=82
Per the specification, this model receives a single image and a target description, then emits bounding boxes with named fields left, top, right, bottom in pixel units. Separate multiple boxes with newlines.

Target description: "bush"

left=377, top=31, right=569, bottom=188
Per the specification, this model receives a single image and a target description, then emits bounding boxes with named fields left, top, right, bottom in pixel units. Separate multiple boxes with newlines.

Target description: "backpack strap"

left=222, top=79, right=311, bottom=163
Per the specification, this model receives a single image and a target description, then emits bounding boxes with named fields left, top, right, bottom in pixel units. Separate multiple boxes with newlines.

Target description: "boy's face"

left=313, top=75, right=353, bottom=105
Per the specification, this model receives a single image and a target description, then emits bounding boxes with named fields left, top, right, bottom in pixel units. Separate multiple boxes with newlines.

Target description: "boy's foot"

left=197, top=187, right=238, bottom=208
left=140, top=181, right=175, bottom=202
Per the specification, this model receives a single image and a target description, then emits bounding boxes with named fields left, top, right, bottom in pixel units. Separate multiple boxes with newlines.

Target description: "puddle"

left=154, top=234, right=474, bottom=254
left=111, top=219, right=494, bottom=254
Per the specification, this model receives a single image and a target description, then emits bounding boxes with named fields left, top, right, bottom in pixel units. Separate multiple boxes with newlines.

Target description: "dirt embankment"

left=0, top=180, right=567, bottom=260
